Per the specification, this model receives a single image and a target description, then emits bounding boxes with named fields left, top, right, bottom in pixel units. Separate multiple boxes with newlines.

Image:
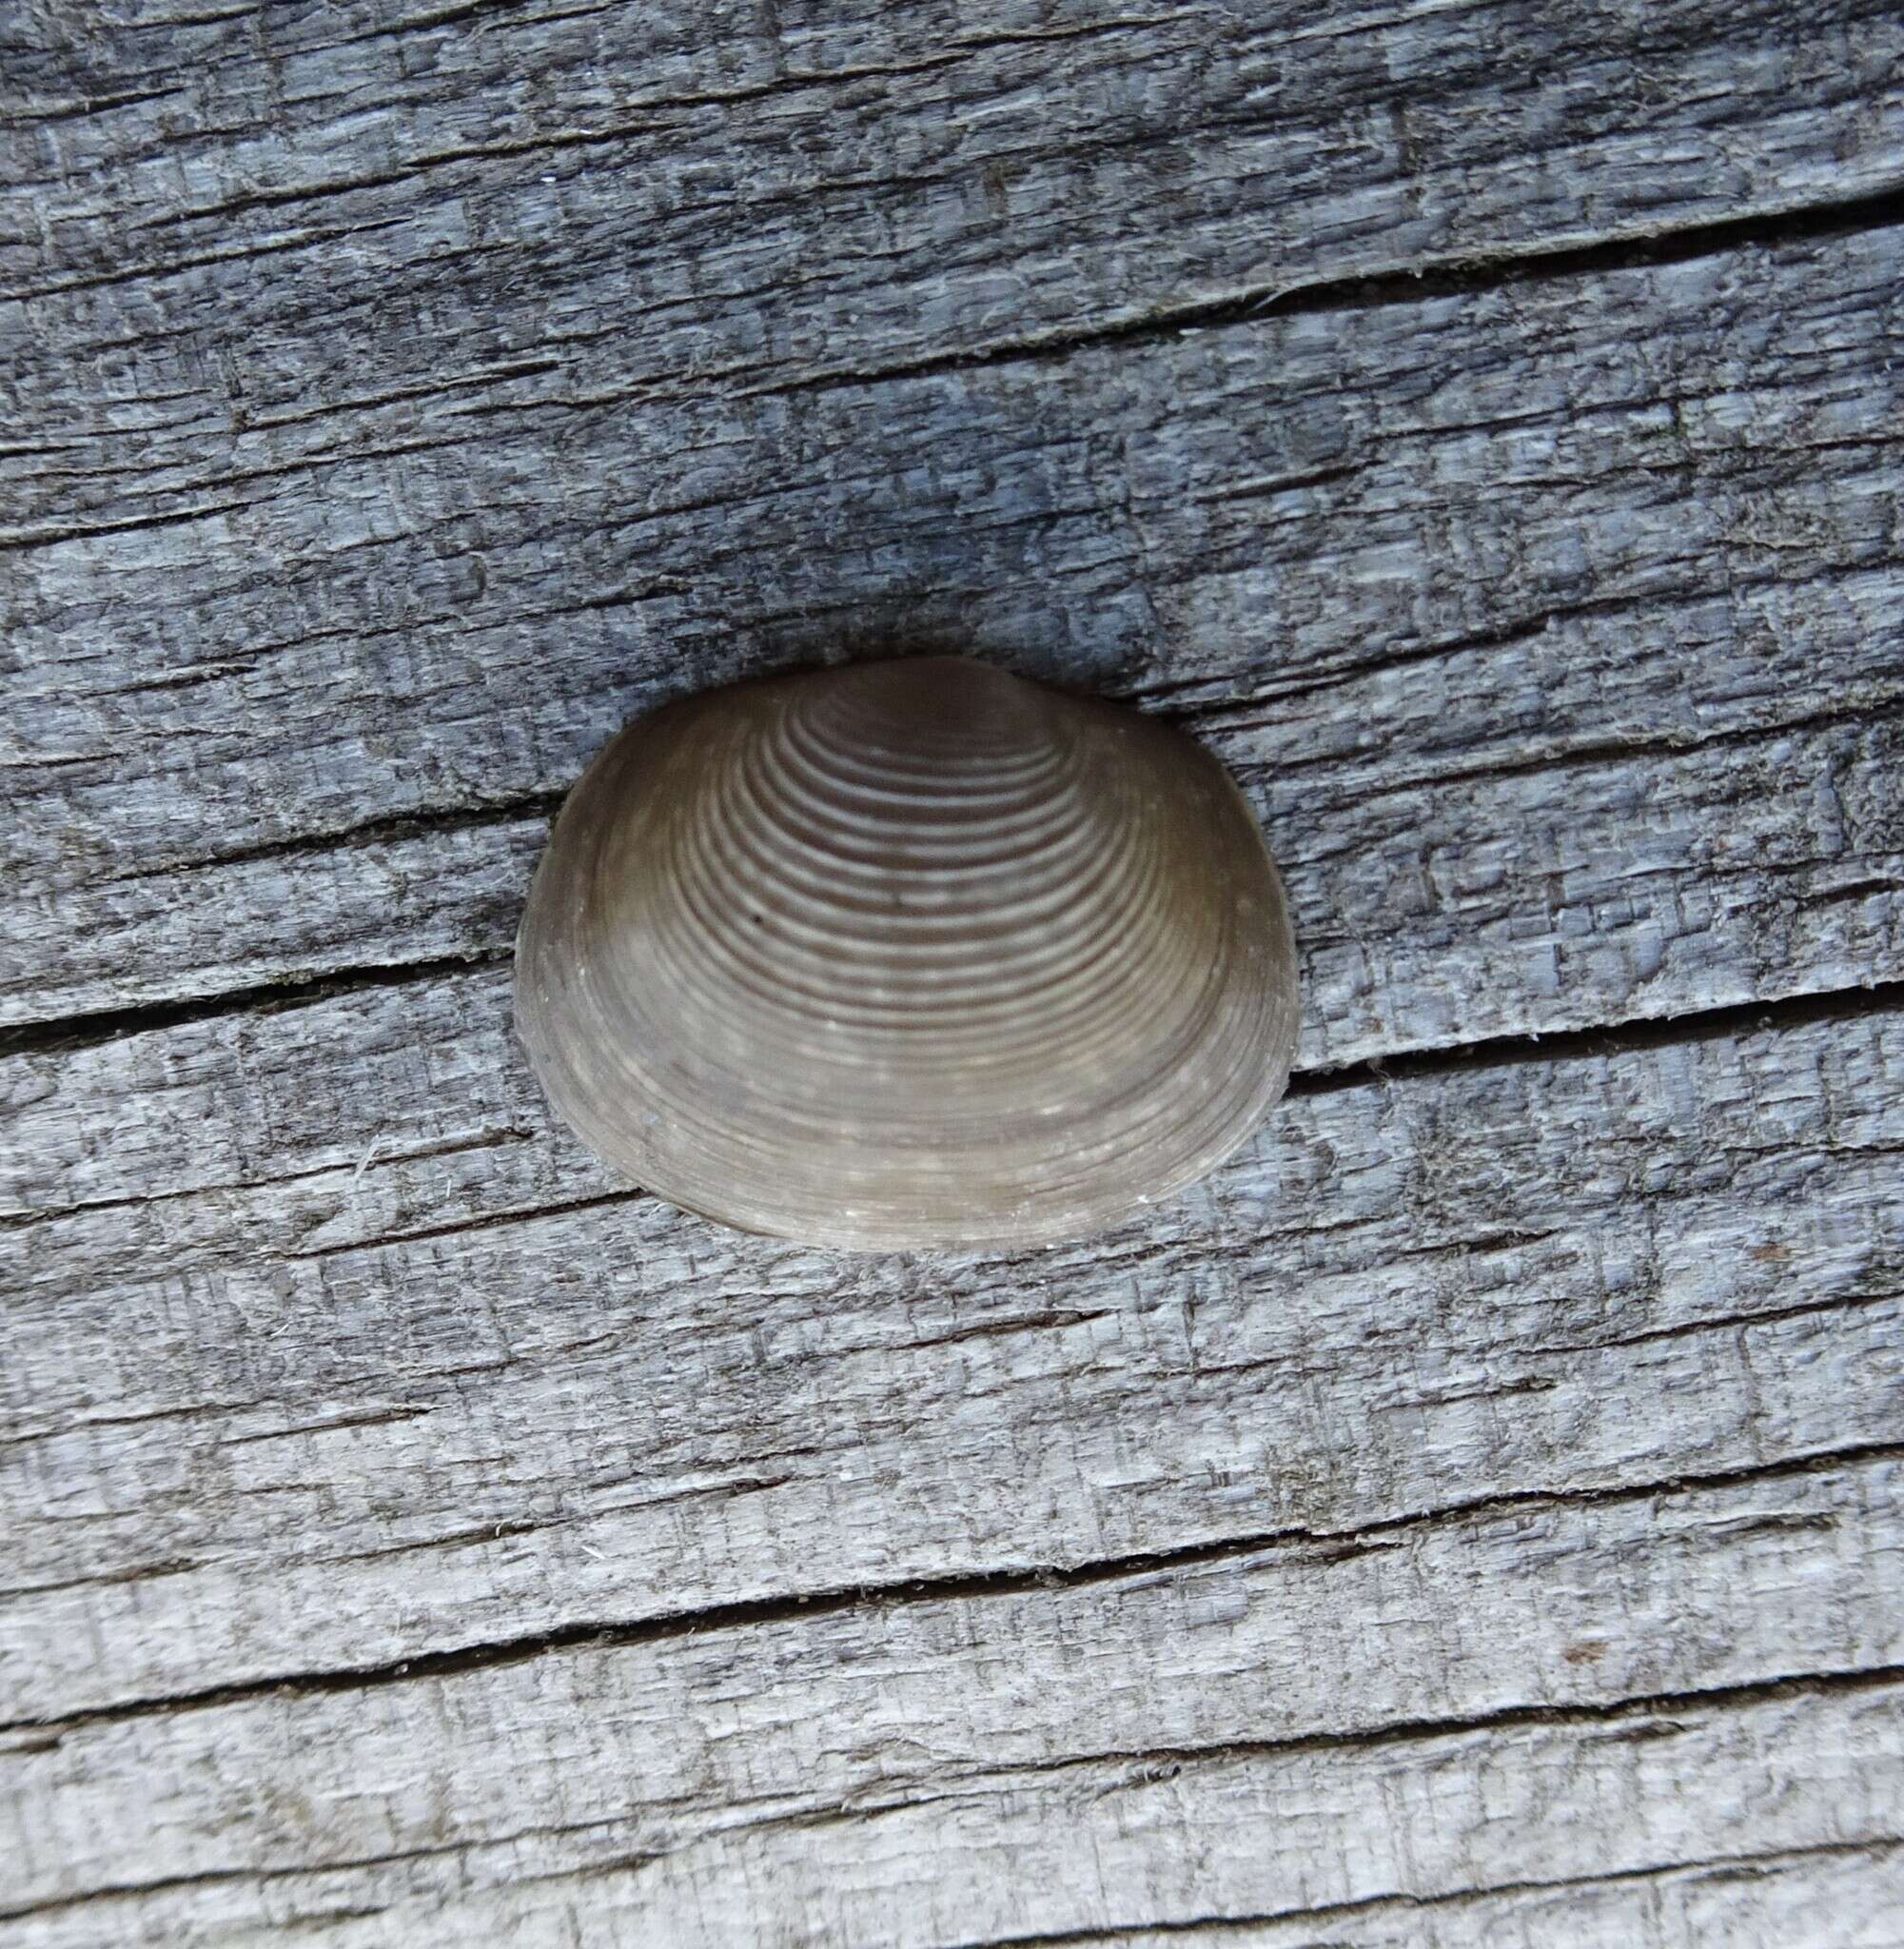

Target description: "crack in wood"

left=948, top=1836, right=1904, bottom=1948
left=0, top=1126, right=536, bottom=1239
left=0, top=1556, right=206, bottom=1604
left=277, top=1189, right=643, bottom=1261
left=1300, top=697, right=1904, bottom=805
left=103, top=795, right=562, bottom=886
left=1518, top=1289, right=1904, bottom=1366
left=6, top=1438, right=1897, bottom=1740
left=752, top=184, right=1904, bottom=400
left=0, top=951, right=513, bottom=1063
left=328, top=1477, right=797, bottom=1568
left=882, top=1308, right=1120, bottom=1355
left=0, top=216, right=411, bottom=305
left=0, top=1839, right=481, bottom=1927
left=711, top=1664, right=1904, bottom=1842
left=0, top=1399, right=272, bottom=1454
left=214, top=1406, right=432, bottom=1447
left=1286, top=976, right=1904, bottom=1095
left=0, top=499, right=252, bottom=555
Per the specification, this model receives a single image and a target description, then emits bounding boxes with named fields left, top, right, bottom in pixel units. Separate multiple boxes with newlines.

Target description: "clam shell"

left=516, top=657, right=1298, bottom=1250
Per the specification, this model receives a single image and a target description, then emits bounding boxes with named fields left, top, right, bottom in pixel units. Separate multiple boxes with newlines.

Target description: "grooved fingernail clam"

left=515, top=657, right=1298, bottom=1250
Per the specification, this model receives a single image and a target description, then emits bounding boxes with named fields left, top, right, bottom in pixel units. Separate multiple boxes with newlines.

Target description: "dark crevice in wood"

left=0, top=951, right=514, bottom=1062
left=332, top=1519, right=569, bottom=1566
left=27, top=1673, right=1904, bottom=1923
left=0, top=1397, right=273, bottom=1452
left=1137, top=592, right=1659, bottom=718
left=1808, top=875, right=1904, bottom=905
left=102, top=790, right=564, bottom=885
left=1289, top=697, right=1904, bottom=804
left=1517, top=1289, right=1903, bottom=1366
left=13, top=83, right=190, bottom=123
left=6, top=978, right=1896, bottom=1251
left=0, top=1126, right=537, bottom=1238
left=1144, top=1275, right=1901, bottom=1399
left=10, top=1806, right=1897, bottom=1931
left=0, top=1839, right=480, bottom=1927
left=101, top=658, right=265, bottom=699
left=13, top=594, right=1894, bottom=1045
left=3, top=975, right=1894, bottom=1286
left=1385, top=1225, right=1560, bottom=1262
left=768, top=1664, right=1904, bottom=1841
left=10, top=1815, right=1901, bottom=1932
left=279, top=1189, right=642, bottom=1260
left=123, top=429, right=501, bottom=502
left=0, top=1797, right=673, bottom=1921
left=1187, top=462, right=1359, bottom=507
left=882, top=1307, right=1119, bottom=1354
left=129, top=164, right=466, bottom=231
left=241, top=358, right=565, bottom=432
left=8, top=1437, right=1899, bottom=1739
left=0, top=216, right=410, bottom=305
left=950, top=1837, right=1904, bottom=1949
left=0, top=1556, right=206, bottom=1603
left=1286, top=976, right=1904, bottom=1097
left=0, top=499, right=251, bottom=554
left=330, top=1477, right=795, bottom=1568
left=214, top=1406, right=431, bottom=1447
left=756, top=183, right=1904, bottom=397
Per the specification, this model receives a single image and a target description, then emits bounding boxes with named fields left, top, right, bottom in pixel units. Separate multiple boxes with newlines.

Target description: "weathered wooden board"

left=6, top=1459, right=1902, bottom=1939
left=8, top=0, right=1904, bottom=1940
left=6, top=993, right=1899, bottom=1723
left=9, top=0, right=1903, bottom=422
left=9, top=226, right=1904, bottom=1046
left=1050, top=1849, right=1904, bottom=1949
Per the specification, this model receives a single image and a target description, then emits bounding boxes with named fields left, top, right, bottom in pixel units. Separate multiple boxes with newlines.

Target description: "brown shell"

left=515, top=657, right=1298, bottom=1250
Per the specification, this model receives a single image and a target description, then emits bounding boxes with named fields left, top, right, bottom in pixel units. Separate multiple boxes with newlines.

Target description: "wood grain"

left=6, top=993, right=1899, bottom=1725
left=6, top=0, right=1903, bottom=1939
left=9, top=0, right=1902, bottom=412
left=9, top=226, right=1903, bottom=1049
left=7, top=1463, right=1902, bottom=1939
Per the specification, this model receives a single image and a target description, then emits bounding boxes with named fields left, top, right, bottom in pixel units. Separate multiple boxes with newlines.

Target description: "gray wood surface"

left=4, top=0, right=1903, bottom=1941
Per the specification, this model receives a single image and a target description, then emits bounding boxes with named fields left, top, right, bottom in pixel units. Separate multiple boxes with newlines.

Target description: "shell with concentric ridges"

left=515, top=657, right=1298, bottom=1249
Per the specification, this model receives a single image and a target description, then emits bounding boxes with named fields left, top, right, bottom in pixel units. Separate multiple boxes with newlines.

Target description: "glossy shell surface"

left=516, top=657, right=1298, bottom=1249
